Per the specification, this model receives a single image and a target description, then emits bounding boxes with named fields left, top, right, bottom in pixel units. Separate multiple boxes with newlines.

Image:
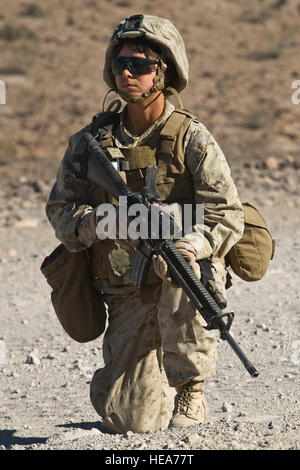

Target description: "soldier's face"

left=114, top=43, right=158, bottom=97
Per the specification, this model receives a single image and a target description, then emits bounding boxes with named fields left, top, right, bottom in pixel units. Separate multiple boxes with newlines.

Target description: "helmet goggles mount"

left=111, top=14, right=144, bottom=42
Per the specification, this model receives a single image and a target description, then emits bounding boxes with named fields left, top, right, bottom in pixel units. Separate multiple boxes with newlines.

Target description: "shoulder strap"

left=159, top=108, right=196, bottom=158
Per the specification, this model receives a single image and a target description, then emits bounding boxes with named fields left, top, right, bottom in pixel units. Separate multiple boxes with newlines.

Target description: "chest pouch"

left=121, top=146, right=157, bottom=192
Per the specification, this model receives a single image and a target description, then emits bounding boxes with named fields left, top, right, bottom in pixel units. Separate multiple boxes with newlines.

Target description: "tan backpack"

left=225, top=202, right=275, bottom=282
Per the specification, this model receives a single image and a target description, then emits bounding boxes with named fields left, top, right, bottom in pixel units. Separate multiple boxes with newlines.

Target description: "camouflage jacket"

left=46, top=99, right=244, bottom=284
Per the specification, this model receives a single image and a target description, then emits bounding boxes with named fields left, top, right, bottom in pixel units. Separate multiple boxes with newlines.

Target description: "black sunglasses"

left=111, top=57, right=158, bottom=76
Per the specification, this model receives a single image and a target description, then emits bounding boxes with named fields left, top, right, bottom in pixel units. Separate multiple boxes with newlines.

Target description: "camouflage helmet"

left=103, top=14, right=189, bottom=94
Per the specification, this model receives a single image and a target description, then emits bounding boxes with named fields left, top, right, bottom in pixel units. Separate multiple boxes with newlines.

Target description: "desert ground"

left=0, top=0, right=299, bottom=452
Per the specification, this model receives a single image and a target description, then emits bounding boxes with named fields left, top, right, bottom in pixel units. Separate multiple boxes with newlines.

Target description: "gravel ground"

left=0, top=183, right=299, bottom=453
left=1, top=0, right=300, bottom=457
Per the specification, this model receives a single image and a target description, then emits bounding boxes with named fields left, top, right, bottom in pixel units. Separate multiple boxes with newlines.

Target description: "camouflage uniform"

left=46, top=15, right=244, bottom=433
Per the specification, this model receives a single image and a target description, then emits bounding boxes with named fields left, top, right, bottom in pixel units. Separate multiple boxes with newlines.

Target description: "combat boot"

left=169, top=380, right=208, bottom=428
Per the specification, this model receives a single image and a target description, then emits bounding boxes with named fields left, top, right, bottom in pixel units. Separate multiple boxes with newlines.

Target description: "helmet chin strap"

left=117, top=62, right=166, bottom=104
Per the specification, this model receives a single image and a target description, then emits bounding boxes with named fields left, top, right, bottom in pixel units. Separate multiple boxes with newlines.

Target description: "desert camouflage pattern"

left=181, top=118, right=245, bottom=261
left=90, top=277, right=219, bottom=433
left=46, top=100, right=244, bottom=265
left=103, top=14, right=189, bottom=93
left=46, top=99, right=243, bottom=432
left=46, top=143, right=97, bottom=252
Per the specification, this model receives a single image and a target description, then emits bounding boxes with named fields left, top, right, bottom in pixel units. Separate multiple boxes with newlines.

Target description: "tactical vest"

left=87, top=108, right=197, bottom=285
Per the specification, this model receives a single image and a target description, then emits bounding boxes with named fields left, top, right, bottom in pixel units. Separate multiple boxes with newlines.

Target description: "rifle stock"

left=81, top=132, right=133, bottom=200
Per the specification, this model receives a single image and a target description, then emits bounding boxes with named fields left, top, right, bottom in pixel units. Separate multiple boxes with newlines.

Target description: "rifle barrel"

left=222, top=331, right=259, bottom=377
left=160, top=240, right=259, bottom=378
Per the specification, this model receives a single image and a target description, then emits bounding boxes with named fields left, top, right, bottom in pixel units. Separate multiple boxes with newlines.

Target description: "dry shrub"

left=0, top=23, right=36, bottom=41
left=239, top=99, right=277, bottom=130
left=0, top=139, right=18, bottom=166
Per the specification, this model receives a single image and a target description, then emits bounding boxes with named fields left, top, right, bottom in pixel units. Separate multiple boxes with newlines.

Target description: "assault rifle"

left=75, top=131, right=259, bottom=378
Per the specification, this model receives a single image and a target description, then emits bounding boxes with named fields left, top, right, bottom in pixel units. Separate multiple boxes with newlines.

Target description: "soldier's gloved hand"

left=94, top=206, right=140, bottom=251
left=153, top=241, right=200, bottom=288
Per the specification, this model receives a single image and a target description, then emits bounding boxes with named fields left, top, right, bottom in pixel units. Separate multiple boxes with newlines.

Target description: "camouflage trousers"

left=90, top=260, right=226, bottom=433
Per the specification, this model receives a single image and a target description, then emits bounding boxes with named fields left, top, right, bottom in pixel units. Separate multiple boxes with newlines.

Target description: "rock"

left=256, top=323, right=266, bottom=329
left=281, top=154, right=295, bottom=167
left=46, top=353, right=55, bottom=360
left=8, top=248, right=18, bottom=257
left=166, top=441, right=175, bottom=449
left=178, top=440, right=188, bottom=448
left=264, top=156, right=279, bottom=170
left=186, top=433, right=202, bottom=446
left=60, top=381, right=70, bottom=388
left=136, top=442, right=147, bottom=450
left=72, top=360, right=82, bottom=369
left=10, top=444, right=25, bottom=450
left=222, top=402, right=233, bottom=413
left=28, top=444, right=39, bottom=450
left=8, top=371, right=18, bottom=377
left=25, top=349, right=40, bottom=365
left=14, top=218, right=39, bottom=228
